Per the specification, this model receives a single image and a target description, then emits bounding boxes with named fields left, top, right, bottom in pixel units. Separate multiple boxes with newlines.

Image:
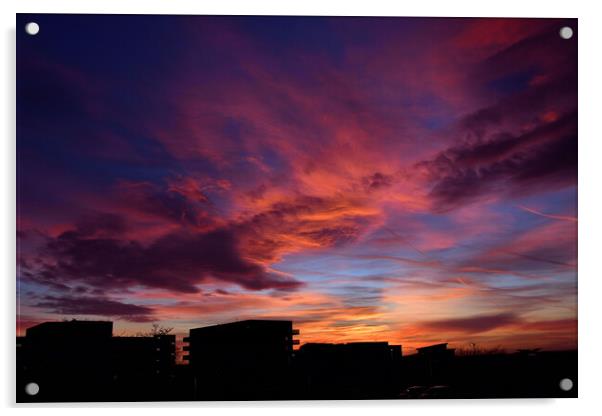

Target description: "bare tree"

left=135, top=323, right=174, bottom=337
left=456, top=343, right=506, bottom=356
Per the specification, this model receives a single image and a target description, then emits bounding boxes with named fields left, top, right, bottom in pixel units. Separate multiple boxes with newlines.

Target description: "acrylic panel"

left=16, top=14, right=578, bottom=402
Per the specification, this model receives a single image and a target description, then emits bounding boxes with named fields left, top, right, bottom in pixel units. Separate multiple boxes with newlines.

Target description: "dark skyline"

left=17, top=318, right=577, bottom=401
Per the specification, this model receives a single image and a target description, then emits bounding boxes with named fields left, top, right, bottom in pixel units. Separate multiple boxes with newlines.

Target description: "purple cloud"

left=421, top=313, right=521, bottom=333
left=35, top=295, right=154, bottom=322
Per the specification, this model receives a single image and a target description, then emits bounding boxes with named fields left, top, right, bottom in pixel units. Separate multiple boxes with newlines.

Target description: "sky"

left=17, top=15, right=577, bottom=354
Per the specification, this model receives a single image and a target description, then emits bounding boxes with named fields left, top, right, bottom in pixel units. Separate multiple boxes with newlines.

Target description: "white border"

left=2, top=1, right=602, bottom=415
left=4, top=0, right=584, bottom=17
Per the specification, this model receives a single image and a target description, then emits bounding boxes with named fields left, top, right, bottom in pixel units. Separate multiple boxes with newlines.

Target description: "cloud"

left=23, top=191, right=381, bottom=297
left=73, top=213, right=128, bottom=237
left=420, top=313, right=521, bottom=333
left=35, top=295, right=154, bottom=322
left=465, top=220, right=577, bottom=272
left=409, top=22, right=577, bottom=212
left=233, top=195, right=379, bottom=263
left=519, top=318, right=577, bottom=333
left=25, top=214, right=303, bottom=294
left=419, top=112, right=577, bottom=211
left=115, top=180, right=214, bottom=228
left=362, top=172, right=394, bottom=191
left=475, top=21, right=576, bottom=86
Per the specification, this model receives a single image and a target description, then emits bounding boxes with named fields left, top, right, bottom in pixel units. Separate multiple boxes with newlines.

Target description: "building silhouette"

left=297, top=341, right=402, bottom=398
left=112, top=335, right=176, bottom=376
left=111, top=334, right=177, bottom=400
left=18, top=320, right=113, bottom=402
left=183, top=319, right=298, bottom=399
left=403, top=342, right=456, bottom=386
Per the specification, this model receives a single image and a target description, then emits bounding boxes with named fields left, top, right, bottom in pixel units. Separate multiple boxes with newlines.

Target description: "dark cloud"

left=25, top=214, right=302, bottom=294
left=74, top=213, right=128, bottom=237
left=459, top=72, right=577, bottom=142
left=459, top=107, right=504, bottom=140
left=24, top=193, right=373, bottom=297
left=421, top=313, right=521, bottom=333
left=416, top=23, right=577, bottom=212
left=362, top=172, right=393, bottom=190
left=420, top=112, right=577, bottom=211
left=35, top=295, right=154, bottom=322
left=476, top=21, right=576, bottom=87
left=115, top=181, right=214, bottom=227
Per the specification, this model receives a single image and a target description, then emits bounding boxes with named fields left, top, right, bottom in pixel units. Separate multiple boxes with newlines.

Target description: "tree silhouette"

left=135, top=323, right=174, bottom=337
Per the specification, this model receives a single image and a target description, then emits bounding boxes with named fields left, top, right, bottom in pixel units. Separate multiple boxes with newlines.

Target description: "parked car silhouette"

left=419, top=385, right=452, bottom=399
left=398, top=386, right=428, bottom=399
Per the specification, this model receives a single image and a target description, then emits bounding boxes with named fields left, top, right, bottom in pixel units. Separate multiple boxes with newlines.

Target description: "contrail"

left=516, top=205, right=577, bottom=222
left=383, top=227, right=426, bottom=256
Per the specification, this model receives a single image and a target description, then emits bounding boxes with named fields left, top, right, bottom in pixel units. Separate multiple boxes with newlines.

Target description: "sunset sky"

left=17, top=15, right=577, bottom=354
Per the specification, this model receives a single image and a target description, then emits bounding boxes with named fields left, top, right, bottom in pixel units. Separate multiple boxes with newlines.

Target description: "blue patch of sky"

left=486, top=68, right=538, bottom=96
left=274, top=249, right=403, bottom=286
